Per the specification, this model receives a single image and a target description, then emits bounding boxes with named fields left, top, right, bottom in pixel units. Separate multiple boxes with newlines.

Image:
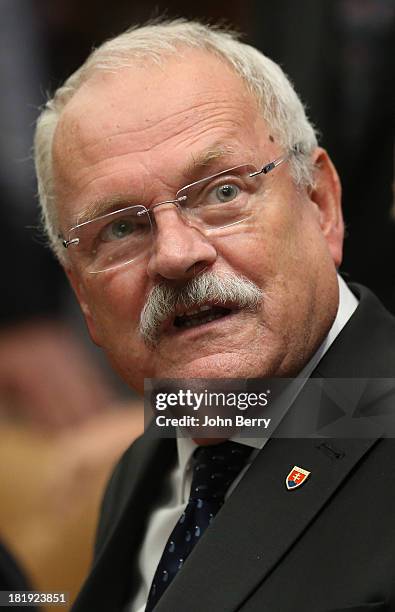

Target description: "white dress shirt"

left=130, top=275, right=358, bottom=612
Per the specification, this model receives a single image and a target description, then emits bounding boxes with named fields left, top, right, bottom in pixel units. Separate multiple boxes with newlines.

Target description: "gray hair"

left=34, top=19, right=318, bottom=261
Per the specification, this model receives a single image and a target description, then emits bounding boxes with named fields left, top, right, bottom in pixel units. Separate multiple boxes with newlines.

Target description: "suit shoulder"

left=94, top=431, right=157, bottom=558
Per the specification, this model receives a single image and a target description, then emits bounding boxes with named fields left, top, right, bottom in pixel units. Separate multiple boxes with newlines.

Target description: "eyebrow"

left=74, top=143, right=239, bottom=227
left=184, top=143, right=238, bottom=176
left=75, top=194, right=140, bottom=226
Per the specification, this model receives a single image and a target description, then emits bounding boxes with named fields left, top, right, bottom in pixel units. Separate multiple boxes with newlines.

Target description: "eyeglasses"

left=61, top=151, right=294, bottom=274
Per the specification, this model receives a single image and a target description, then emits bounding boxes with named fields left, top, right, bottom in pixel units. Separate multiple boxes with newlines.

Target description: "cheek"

left=213, top=198, right=329, bottom=342
left=214, top=202, right=303, bottom=287
left=82, top=267, right=147, bottom=341
left=82, top=270, right=154, bottom=391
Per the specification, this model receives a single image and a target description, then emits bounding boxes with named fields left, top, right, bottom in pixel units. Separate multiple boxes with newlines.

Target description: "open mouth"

left=173, top=305, right=234, bottom=330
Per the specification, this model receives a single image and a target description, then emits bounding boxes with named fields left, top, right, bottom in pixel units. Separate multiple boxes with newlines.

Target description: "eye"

left=100, top=218, right=136, bottom=242
left=213, top=182, right=241, bottom=203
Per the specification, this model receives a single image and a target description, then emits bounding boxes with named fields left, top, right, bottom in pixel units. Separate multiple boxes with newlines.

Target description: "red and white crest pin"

left=286, top=466, right=311, bottom=490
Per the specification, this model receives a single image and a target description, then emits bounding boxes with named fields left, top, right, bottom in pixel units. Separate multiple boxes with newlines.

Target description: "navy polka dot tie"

left=145, top=441, right=253, bottom=611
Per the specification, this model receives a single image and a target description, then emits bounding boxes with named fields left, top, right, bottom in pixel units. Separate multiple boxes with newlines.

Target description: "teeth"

left=173, top=304, right=233, bottom=330
left=179, top=305, right=213, bottom=317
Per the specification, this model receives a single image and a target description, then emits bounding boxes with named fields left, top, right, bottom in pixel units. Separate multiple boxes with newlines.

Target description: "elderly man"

left=34, top=20, right=395, bottom=612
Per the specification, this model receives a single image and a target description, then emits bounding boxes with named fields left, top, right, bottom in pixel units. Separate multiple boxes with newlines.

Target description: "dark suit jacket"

left=72, top=284, right=395, bottom=612
left=0, top=540, right=40, bottom=611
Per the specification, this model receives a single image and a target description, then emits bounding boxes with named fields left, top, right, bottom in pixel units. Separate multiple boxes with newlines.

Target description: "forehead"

left=53, top=49, right=272, bottom=223
left=55, top=49, right=262, bottom=145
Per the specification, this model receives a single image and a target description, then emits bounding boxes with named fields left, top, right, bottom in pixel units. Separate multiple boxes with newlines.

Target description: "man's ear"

left=307, top=147, right=344, bottom=268
left=65, top=268, right=103, bottom=347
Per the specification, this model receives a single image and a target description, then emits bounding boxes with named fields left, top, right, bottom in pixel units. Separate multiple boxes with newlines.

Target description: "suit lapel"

left=156, top=436, right=379, bottom=612
left=73, top=436, right=177, bottom=612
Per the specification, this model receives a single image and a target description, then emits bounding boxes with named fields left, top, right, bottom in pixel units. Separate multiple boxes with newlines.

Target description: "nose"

left=146, top=206, right=217, bottom=281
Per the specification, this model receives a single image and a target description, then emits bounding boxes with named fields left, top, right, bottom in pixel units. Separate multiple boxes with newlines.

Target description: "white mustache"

left=140, top=271, right=263, bottom=346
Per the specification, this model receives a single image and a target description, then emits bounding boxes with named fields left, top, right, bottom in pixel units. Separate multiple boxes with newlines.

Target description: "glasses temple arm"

left=250, top=144, right=303, bottom=178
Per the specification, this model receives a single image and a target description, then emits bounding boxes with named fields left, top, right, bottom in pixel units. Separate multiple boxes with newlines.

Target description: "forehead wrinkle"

left=60, top=97, right=248, bottom=166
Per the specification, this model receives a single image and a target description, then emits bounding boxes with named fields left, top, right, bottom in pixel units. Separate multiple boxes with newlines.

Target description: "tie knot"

left=190, top=441, right=253, bottom=502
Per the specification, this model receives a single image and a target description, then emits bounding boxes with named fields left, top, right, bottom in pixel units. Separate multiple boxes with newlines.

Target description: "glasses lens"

left=68, top=205, right=152, bottom=273
left=176, top=164, right=260, bottom=230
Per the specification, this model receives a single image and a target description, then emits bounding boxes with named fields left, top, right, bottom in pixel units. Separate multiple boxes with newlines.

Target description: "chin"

left=153, top=353, right=267, bottom=380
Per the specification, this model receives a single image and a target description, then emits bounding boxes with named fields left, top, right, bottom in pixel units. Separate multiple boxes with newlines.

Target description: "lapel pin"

left=286, top=466, right=311, bottom=490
